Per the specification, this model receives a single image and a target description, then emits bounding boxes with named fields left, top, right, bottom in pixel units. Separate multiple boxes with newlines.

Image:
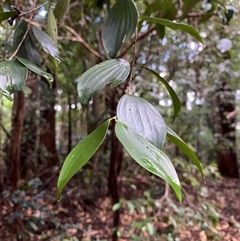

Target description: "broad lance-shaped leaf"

left=102, top=0, right=138, bottom=58
left=77, top=59, right=130, bottom=108
left=57, top=119, right=111, bottom=201
left=139, top=16, right=203, bottom=44
left=47, top=8, right=58, bottom=45
left=54, top=0, right=70, bottom=21
left=142, top=67, right=181, bottom=121
left=117, top=94, right=166, bottom=149
left=0, top=60, right=28, bottom=100
left=115, top=121, right=182, bottom=201
left=32, top=26, right=59, bottom=60
left=16, top=57, right=54, bottom=88
left=13, top=19, right=41, bottom=66
left=0, top=11, right=17, bottom=23
left=167, top=126, right=204, bottom=177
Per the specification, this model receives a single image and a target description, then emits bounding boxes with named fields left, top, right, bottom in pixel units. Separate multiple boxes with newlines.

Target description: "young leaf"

left=139, top=16, right=203, bottom=44
left=115, top=121, right=182, bottom=201
left=142, top=67, right=181, bottom=121
left=13, top=19, right=41, bottom=66
left=167, top=126, right=204, bottom=177
left=32, top=26, right=59, bottom=60
left=54, top=0, right=70, bottom=21
left=0, top=11, right=17, bottom=23
left=16, top=57, right=54, bottom=88
left=57, top=119, right=111, bottom=201
left=0, top=60, right=28, bottom=100
left=117, top=94, right=167, bottom=149
left=47, top=8, right=58, bottom=45
left=102, top=0, right=138, bottom=58
left=77, top=59, right=130, bottom=108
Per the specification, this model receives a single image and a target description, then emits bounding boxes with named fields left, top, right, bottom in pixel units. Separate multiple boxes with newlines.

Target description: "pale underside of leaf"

left=77, top=59, right=130, bottom=107
left=117, top=94, right=167, bottom=149
left=115, top=121, right=182, bottom=201
left=32, top=26, right=59, bottom=60
left=0, top=60, right=28, bottom=100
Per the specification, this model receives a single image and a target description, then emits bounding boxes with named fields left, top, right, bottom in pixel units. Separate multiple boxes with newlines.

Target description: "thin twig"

left=20, top=2, right=49, bottom=17
left=127, top=28, right=138, bottom=94
left=8, top=18, right=31, bottom=60
left=61, top=24, right=101, bottom=59
left=118, top=26, right=155, bottom=58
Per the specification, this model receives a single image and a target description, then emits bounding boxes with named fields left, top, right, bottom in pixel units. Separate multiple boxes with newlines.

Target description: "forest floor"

left=1, top=167, right=240, bottom=241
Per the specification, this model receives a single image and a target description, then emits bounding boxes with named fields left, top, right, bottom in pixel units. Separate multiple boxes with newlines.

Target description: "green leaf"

left=102, top=0, right=138, bottom=58
left=0, top=11, right=17, bottom=23
left=117, top=94, right=166, bottom=149
left=115, top=121, right=182, bottom=201
left=146, top=222, right=155, bottom=236
left=167, top=126, right=203, bottom=177
left=183, top=0, right=201, bottom=15
left=155, top=24, right=165, bottom=39
left=47, top=8, right=58, bottom=45
left=57, top=119, right=111, bottom=201
left=13, top=19, right=41, bottom=66
left=16, top=57, right=54, bottom=88
left=139, top=16, right=203, bottom=44
left=112, top=202, right=122, bottom=212
left=77, top=59, right=130, bottom=108
left=32, top=26, right=59, bottom=60
left=142, top=67, right=181, bottom=121
left=54, top=0, right=70, bottom=21
left=0, top=5, right=3, bottom=12
left=0, top=60, right=28, bottom=100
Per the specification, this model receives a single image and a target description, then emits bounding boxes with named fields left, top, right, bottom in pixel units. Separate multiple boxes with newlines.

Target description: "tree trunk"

left=215, top=83, right=239, bottom=178
left=10, top=91, right=25, bottom=188
left=38, top=79, right=59, bottom=168
left=108, top=89, right=123, bottom=241
left=10, top=91, right=25, bottom=240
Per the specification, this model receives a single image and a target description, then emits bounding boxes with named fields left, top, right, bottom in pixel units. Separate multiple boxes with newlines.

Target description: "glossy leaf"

left=167, top=126, right=203, bottom=177
left=117, top=94, right=166, bottom=149
left=54, top=0, right=70, bottom=21
left=47, top=8, right=58, bottom=45
left=57, top=119, right=111, bottom=201
left=142, top=67, right=181, bottom=121
left=139, top=16, right=203, bottom=44
left=13, top=19, right=41, bottom=66
left=102, top=0, right=138, bottom=58
left=32, top=26, right=59, bottom=60
left=0, top=11, right=17, bottom=23
left=115, top=121, right=182, bottom=201
left=16, top=57, right=54, bottom=88
left=77, top=59, right=130, bottom=108
left=0, top=60, right=28, bottom=100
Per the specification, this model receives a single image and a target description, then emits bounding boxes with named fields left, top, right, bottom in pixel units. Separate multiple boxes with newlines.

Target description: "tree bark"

left=108, top=89, right=123, bottom=241
left=10, top=91, right=25, bottom=240
left=215, top=83, right=239, bottom=178
left=10, top=91, right=25, bottom=188
left=38, top=79, right=59, bottom=168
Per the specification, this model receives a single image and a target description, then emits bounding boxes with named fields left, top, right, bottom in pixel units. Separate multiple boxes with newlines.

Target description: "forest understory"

left=1, top=166, right=239, bottom=241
